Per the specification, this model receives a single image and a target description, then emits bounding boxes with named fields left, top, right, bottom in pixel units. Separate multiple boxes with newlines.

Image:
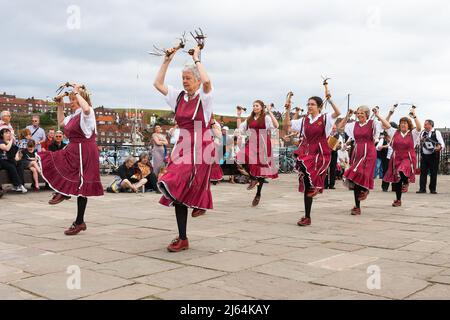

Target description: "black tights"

left=75, top=197, right=88, bottom=225
left=255, top=178, right=264, bottom=197
left=394, top=172, right=409, bottom=201
left=175, top=204, right=188, bottom=240
left=353, top=184, right=367, bottom=208
left=302, top=174, right=313, bottom=218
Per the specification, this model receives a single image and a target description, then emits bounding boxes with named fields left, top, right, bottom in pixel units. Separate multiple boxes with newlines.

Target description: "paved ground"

left=1, top=174, right=450, bottom=300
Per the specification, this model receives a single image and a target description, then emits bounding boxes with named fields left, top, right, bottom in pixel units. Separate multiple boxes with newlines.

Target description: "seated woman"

left=17, top=128, right=32, bottom=149
left=18, top=139, right=41, bottom=191
left=108, top=156, right=147, bottom=193
left=134, top=152, right=159, bottom=193
left=0, top=128, right=27, bottom=193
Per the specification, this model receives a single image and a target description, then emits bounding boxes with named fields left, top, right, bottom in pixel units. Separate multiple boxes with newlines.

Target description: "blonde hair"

left=79, top=87, right=92, bottom=107
left=356, top=106, right=370, bottom=119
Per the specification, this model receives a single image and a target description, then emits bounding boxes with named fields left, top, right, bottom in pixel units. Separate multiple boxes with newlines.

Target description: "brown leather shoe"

left=247, top=179, right=258, bottom=190
left=350, top=207, right=361, bottom=215
left=297, top=217, right=311, bottom=226
left=392, top=200, right=402, bottom=207
left=252, top=195, right=261, bottom=207
left=64, top=222, right=87, bottom=236
left=167, top=237, right=189, bottom=252
left=192, top=208, right=206, bottom=217
left=49, top=193, right=71, bottom=205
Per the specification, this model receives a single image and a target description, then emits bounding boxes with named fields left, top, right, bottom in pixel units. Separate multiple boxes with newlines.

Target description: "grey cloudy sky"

left=1, top=0, right=450, bottom=126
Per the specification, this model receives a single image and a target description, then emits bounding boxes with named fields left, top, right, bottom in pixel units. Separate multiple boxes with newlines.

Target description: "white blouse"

left=291, top=113, right=335, bottom=137
left=238, top=115, right=275, bottom=134
left=165, top=85, right=214, bottom=127
left=64, top=107, right=97, bottom=139
left=385, top=127, right=420, bottom=148
left=344, top=120, right=382, bottom=142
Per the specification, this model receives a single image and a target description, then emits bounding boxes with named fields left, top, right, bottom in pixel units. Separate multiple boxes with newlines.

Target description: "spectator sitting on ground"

left=134, top=152, right=159, bottom=193
left=17, top=128, right=32, bottom=149
left=107, top=156, right=147, bottom=193
left=48, top=130, right=67, bottom=152
left=18, top=139, right=41, bottom=191
left=0, top=128, right=27, bottom=193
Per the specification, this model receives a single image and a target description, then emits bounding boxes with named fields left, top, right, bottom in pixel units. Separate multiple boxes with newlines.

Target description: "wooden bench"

left=0, top=169, right=45, bottom=188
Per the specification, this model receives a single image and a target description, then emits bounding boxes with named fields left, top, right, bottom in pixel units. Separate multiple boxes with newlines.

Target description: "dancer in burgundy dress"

left=38, top=84, right=103, bottom=235
left=209, top=117, right=224, bottom=184
left=383, top=107, right=422, bottom=207
left=235, top=101, right=279, bottom=207
left=154, top=45, right=214, bottom=252
left=338, top=107, right=389, bottom=215
left=284, top=93, right=341, bottom=226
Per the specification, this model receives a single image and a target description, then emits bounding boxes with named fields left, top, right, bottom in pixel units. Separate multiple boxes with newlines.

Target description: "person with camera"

left=383, top=107, right=422, bottom=206
left=417, top=119, right=445, bottom=194
left=236, top=101, right=279, bottom=207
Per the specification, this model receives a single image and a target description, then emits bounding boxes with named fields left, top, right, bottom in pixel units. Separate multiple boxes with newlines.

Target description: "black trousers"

left=144, top=172, right=159, bottom=191
left=325, top=151, right=338, bottom=188
left=419, top=153, right=439, bottom=192
left=0, top=159, right=24, bottom=187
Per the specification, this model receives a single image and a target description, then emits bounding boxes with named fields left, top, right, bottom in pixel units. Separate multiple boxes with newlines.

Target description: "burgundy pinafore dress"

left=209, top=120, right=224, bottom=182
left=383, top=130, right=417, bottom=184
left=38, top=112, right=103, bottom=197
left=294, top=114, right=331, bottom=193
left=158, top=93, right=214, bottom=210
left=343, top=120, right=377, bottom=190
left=236, top=117, right=279, bottom=179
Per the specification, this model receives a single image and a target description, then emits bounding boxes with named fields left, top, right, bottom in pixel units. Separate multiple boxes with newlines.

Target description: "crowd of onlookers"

left=2, top=110, right=445, bottom=198
left=0, top=111, right=67, bottom=197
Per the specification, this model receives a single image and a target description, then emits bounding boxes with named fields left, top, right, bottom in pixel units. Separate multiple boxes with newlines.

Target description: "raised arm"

left=266, top=104, right=279, bottom=129
left=409, top=108, right=422, bottom=132
left=385, top=104, right=397, bottom=123
left=153, top=48, right=178, bottom=96
left=373, top=108, right=391, bottom=130
left=325, top=87, right=341, bottom=119
left=73, top=84, right=92, bottom=116
left=283, top=102, right=292, bottom=131
left=192, top=46, right=212, bottom=94
left=338, top=109, right=353, bottom=132
left=54, top=93, right=66, bottom=128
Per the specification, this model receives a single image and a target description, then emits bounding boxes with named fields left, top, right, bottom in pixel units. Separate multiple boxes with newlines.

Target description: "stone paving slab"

left=11, top=269, right=133, bottom=300
left=1, top=174, right=450, bottom=299
left=135, top=266, right=226, bottom=289
left=184, top=251, right=279, bottom=272
left=87, top=256, right=181, bottom=279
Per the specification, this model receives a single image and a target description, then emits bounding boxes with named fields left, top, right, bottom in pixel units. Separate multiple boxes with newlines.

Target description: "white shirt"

left=291, top=113, right=335, bottom=137
left=0, top=121, right=14, bottom=138
left=376, top=138, right=394, bottom=159
left=169, top=128, right=180, bottom=145
left=344, top=120, right=382, bottom=142
left=63, top=107, right=97, bottom=139
left=165, top=85, right=214, bottom=126
left=385, top=127, right=421, bottom=148
left=420, top=129, right=446, bottom=154
left=238, top=115, right=275, bottom=134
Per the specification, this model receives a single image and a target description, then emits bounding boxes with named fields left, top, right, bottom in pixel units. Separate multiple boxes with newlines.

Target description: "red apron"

left=383, top=130, right=417, bottom=183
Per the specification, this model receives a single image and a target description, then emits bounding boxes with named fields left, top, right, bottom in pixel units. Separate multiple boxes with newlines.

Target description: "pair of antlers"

left=149, top=28, right=206, bottom=57
left=54, top=82, right=86, bottom=101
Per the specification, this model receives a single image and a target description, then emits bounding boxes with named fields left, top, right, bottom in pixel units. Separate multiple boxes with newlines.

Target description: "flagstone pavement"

left=1, top=174, right=449, bottom=300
